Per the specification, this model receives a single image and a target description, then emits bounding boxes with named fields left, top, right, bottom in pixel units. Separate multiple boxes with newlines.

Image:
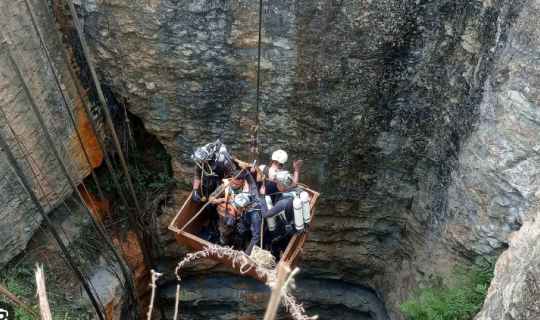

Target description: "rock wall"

left=0, top=0, right=102, bottom=268
left=160, top=276, right=389, bottom=319
left=472, top=0, right=540, bottom=319
left=55, top=0, right=539, bottom=319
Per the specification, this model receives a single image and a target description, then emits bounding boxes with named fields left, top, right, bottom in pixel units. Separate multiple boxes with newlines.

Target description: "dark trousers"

left=219, top=221, right=236, bottom=247
left=266, top=225, right=292, bottom=260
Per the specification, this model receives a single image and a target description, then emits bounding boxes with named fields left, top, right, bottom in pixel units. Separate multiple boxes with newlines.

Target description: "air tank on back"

left=300, top=191, right=311, bottom=225
left=293, top=198, right=304, bottom=232
left=265, top=196, right=276, bottom=231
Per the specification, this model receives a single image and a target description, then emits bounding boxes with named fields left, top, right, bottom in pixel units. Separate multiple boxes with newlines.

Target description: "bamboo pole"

left=173, top=285, right=181, bottom=320
left=147, top=270, right=162, bottom=320
left=63, top=1, right=164, bottom=316
left=0, top=34, right=105, bottom=317
left=0, top=283, right=41, bottom=319
left=263, top=263, right=291, bottom=320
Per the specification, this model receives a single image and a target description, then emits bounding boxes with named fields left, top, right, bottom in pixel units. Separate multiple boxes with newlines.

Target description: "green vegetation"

left=88, top=149, right=177, bottom=199
left=1, top=265, right=73, bottom=320
left=400, top=257, right=495, bottom=320
left=14, top=308, right=70, bottom=320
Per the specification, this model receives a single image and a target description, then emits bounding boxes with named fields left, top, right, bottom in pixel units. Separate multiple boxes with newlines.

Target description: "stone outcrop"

left=76, top=0, right=536, bottom=318
left=474, top=215, right=540, bottom=320
left=29, top=195, right=128, bottom=319
left=1, top=0, right=540, bottom=318
left=0, top=0, right=102, bottom=268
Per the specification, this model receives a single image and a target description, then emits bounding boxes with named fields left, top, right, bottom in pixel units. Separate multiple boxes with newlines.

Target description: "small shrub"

left=400, top=257, right=495, bottom=320
left=87, top=147, right=177, bottom=200
left=14, top=307, right=70, bottom=320
left=2, top=266, right=72, bottom=320
left=2, top=266, right=34, bottom=298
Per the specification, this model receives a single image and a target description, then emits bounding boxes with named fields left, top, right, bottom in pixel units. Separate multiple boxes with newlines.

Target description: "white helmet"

left=271, top=150, right=288, bottom=164
left=233, top=193, right=251, bottom=208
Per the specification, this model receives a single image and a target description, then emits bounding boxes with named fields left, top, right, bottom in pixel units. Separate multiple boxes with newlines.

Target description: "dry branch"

left=147, top=270, right=162, bottom=320
left=0, top=283, right=40, bottom=319
left=35, top=265, right=52, bottom=320
left=173, top=284, right=181, bottom=320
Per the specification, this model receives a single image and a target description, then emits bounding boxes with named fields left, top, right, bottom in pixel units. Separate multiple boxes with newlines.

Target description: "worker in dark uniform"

left=191, top=140, right=258, bottom=203
left=257, top=149, right=303, bottom=205
left=209, top=170, right=261, bottom=255
left=259, top=170, right=306, bottom=259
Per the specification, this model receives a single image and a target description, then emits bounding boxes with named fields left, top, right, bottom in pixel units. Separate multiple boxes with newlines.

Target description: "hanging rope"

left=174, top=244, right=318, bottom=320
left=21, top=1, right=140, bottom=316
left=0, top=107, right=106, bottom=314
left=34, top=2, right=155, bottom=317
left=64, top=0, right=166, bottom=317
left=253, top=0, right=264, bottom=158
left=0, top=21, right=106, bottom=320
left=0, top=12, right=142, bottom=317
left=0, top=129, right=105, bottom=320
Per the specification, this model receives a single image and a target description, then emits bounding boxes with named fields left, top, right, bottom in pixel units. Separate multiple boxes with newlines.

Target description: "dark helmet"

left=215, top=144, right=236, bottom=177
left=191, top=144, right=214, bottom=164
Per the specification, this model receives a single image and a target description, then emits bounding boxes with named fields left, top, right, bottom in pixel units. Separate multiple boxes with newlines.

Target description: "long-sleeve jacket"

left=242, top=204, right=262, bottom=255
left=260, top=193, right=295, bottom=221
left=211, top=183, right=261, bottom=255
left=209, top=173, right=259, bottom=202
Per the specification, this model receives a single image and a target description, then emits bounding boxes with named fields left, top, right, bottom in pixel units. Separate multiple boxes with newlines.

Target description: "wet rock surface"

left=161, top=276, right=389, bottom=320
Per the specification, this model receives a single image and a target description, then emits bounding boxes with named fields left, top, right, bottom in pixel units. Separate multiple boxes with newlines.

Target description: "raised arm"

left=244, top=171, right=260, bottom=202
left=293, top=160, right=303, bottom=183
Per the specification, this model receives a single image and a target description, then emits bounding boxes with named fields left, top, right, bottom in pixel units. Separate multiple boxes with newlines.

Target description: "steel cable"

left=64, top=1, right=167, bottom=317
left=0, top=128, right=105, bottom=320
left=0, top=16, right=110, bottom=318
left=20, top=1, right=140, bottom=316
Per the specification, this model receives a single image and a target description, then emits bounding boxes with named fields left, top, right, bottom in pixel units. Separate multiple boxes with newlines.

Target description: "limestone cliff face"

left=472, top=1, right=540, bottom=319
left=0, top=0, right=102, bottom=268
left=66, top=0, right=538, bottom=318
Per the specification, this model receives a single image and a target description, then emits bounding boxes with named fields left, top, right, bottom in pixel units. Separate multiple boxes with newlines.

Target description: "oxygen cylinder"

left=293, top=198, right=304, bottom=232
left=300, top=191, right=311, bottom=224
left=265, top=196, right=276, bottom=231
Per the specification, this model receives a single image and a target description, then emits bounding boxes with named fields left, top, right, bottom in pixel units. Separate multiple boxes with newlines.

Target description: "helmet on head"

left=233, top=193, right=251, bottom=208
left=271, top=150, right=288, bottom=164
left=274, top=170, right=295, bottom=190
left=216, top=144, right=236, bottom=177
left=191, top=144, right=214, bottom=164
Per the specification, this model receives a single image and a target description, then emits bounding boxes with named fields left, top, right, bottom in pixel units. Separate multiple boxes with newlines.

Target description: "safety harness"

left=218, top=179, right=250, bottom=222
